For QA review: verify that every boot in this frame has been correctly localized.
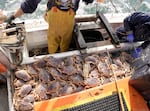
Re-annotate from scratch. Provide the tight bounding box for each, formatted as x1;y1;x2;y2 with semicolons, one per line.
0;74;6;84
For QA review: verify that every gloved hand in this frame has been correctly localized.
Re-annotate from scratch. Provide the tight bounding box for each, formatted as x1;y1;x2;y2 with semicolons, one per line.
131;47;141;58
82;0;94;5
127;33;134;42
4;15;15;24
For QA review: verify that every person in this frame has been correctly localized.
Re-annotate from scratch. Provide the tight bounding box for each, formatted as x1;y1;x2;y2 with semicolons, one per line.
116;12;150;58
5;0;94;54
116;12;150;43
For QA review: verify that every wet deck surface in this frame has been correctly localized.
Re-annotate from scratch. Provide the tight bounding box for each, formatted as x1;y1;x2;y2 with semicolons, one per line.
0;84;9;111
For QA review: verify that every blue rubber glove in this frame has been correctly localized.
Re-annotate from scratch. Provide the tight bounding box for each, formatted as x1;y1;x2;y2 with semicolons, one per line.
127;33;134;43
131;47;141;58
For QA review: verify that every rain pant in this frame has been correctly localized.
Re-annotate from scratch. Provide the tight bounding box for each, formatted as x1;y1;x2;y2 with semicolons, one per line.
46;7;75;54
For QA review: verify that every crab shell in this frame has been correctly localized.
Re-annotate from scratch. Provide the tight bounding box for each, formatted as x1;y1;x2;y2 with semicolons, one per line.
34;84;48;101
14;100;33;111
13;79;25;88
18;84;32;98
15;70;31;82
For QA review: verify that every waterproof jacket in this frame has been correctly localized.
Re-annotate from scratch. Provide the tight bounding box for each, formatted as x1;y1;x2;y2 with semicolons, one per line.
21;0;80;13
124;12;150;41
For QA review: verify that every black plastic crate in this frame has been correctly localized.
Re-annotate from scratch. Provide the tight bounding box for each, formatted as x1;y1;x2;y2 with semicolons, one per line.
62;93;128;111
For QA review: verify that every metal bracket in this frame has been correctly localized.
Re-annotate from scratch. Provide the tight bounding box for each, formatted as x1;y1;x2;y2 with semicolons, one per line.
96;12;120;48
72;24;87;50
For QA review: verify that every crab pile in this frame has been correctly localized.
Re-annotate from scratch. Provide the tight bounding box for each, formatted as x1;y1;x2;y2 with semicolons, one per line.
13;51;134;111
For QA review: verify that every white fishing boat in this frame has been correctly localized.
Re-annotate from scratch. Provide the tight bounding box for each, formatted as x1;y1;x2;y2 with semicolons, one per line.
0;11;149;111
